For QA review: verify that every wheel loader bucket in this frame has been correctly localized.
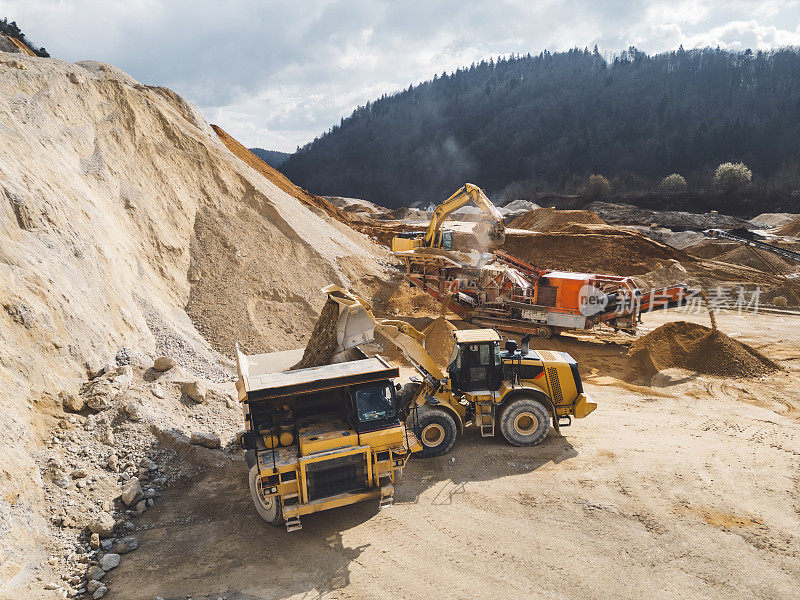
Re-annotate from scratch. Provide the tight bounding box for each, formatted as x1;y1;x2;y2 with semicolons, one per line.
322;285;377;354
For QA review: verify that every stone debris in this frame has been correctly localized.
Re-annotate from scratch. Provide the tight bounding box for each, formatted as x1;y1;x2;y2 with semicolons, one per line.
181;380;207;403
113;536;138;554
99;553;120;571
190;431;222;449
153;356;177;372
86;565;105;581
121;478;143;506
88;512;116;537
61;392;85;412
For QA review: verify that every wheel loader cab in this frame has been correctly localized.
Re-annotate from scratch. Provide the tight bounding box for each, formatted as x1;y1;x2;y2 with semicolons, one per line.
448;329;504;393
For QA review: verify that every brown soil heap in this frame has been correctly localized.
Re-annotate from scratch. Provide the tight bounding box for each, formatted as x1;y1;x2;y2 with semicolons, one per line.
630;321;779;378
291;299;340;370
499;229;693;276
776;217;800;236
510;207;604;231
423;317;457;367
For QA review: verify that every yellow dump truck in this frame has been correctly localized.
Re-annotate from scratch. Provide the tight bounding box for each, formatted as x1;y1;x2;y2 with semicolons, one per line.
235;345;421;531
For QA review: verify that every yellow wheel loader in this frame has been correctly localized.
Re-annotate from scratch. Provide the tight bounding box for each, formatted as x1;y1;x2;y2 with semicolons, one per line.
325;286;596;457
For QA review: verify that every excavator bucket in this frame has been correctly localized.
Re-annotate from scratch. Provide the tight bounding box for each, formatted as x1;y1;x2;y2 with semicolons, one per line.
322;285;377;357
473;220;505;249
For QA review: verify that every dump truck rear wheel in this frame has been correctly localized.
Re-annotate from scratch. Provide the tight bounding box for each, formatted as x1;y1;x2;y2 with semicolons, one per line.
499;398;550;447
410;406;457;457
248;465;283;525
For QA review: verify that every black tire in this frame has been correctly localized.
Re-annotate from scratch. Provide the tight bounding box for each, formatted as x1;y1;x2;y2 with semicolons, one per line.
399;382;422;413
499;398;550;447
409;406;458;457
244;449;257;469
248;465;283;525
537;325;553;339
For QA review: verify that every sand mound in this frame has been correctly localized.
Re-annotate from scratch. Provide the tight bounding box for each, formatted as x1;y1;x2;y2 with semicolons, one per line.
776;217;800;236
510;207;605;231
0;53;387;585
423;317;457;367
499;230;693;276
630;322;778;378
714;245;797;275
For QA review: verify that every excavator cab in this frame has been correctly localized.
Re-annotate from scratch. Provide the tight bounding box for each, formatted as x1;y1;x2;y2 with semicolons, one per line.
433;229;454;251
447;329;504;393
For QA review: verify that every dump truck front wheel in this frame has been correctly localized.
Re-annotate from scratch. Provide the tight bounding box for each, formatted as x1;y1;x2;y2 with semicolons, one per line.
249;465;283;525
499;398;550;447
411;406;457;457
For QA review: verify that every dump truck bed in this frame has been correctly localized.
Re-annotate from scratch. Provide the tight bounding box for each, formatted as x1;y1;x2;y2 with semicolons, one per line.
235;343;398;401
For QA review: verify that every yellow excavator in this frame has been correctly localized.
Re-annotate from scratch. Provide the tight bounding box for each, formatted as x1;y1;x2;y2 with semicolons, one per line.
324;286;596;457
391;183;506;252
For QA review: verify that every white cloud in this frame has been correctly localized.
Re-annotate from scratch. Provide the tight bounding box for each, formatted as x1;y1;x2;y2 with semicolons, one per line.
1;0;799;151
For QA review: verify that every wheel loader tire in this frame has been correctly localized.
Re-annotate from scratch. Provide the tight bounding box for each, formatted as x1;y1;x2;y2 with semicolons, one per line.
399;382;422;413
409;406;457;457
499;398;550;447
248;464;283;525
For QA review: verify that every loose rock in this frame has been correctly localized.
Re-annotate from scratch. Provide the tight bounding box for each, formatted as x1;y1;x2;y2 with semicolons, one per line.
124;401;142;422
61;392;85;412
181;381;207;403
190;431;221;449
89;533;100;549
113;536;138;554
99;553;120;571
86;565;105;581
93;584;108;599
88;512;116;537
121;478;143;506
153;356;177;372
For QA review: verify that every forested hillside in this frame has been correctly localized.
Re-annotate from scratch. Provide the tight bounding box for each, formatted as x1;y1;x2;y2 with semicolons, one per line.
249;147;290;168
281;47;800;208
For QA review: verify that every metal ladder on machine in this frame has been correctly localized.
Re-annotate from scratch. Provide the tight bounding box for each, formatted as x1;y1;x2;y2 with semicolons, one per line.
284;510;302;532
475;399;495;437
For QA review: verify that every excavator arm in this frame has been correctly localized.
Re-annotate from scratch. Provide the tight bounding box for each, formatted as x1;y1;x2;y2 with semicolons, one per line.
423;183;505;248
323;285;446;382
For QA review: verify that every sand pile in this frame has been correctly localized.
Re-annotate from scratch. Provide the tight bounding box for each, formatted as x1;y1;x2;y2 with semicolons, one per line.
776;217;800;236
630;322;779;378
291;299;340;369
212;125;355;226
714;245;797;275
0;52;387;590
510;207;605;231
423;317;457;367
499;229;693;275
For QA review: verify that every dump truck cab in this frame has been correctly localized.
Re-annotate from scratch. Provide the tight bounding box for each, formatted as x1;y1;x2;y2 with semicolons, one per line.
235;345;421;532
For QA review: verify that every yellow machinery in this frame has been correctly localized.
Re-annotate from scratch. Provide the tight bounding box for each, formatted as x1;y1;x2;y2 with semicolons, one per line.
325;286;596;457
391;183;506;252
236;345;421;531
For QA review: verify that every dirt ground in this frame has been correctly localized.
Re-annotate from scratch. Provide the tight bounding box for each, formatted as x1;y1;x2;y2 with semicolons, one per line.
105;308;800;600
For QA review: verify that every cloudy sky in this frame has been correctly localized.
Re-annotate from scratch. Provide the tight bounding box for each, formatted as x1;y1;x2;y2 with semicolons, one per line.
3;1;800;152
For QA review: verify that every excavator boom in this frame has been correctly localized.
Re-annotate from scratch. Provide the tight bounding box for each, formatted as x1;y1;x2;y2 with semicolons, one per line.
423;183;505;247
